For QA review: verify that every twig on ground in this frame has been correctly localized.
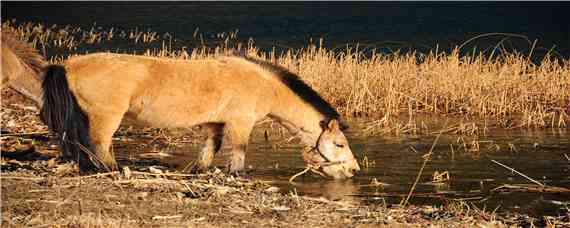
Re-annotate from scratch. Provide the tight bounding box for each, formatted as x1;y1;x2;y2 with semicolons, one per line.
151;215;183;220
68;171;120;180
130;171;206;178
289;166;311;183
0;175;45;181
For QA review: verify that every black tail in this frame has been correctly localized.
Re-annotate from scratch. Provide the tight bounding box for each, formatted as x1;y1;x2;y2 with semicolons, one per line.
40;65;101;172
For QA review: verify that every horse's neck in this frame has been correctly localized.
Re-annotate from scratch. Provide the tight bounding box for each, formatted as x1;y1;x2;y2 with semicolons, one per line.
269;94;323;147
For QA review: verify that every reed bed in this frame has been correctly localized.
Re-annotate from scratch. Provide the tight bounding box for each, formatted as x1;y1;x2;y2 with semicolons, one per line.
285;46;568;129
3;21;569;133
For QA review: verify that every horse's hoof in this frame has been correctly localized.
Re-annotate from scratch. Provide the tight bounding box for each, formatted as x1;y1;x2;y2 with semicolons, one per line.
187;165;202;174
227;169;252;180
186;163;210;174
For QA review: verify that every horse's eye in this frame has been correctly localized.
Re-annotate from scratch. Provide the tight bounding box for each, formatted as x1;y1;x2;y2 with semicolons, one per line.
335;143;344;148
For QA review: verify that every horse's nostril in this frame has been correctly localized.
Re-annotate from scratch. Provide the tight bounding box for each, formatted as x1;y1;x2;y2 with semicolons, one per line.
349;168;358;174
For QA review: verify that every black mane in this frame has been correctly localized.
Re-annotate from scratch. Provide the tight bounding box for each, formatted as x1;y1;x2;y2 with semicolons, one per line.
243;57;341;121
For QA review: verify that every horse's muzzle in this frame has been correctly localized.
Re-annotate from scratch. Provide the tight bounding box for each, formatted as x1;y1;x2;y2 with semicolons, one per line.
323;159;360;179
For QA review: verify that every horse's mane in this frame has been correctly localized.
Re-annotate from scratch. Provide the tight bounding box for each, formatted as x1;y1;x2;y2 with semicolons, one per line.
1;30;47;75
243;56;342;122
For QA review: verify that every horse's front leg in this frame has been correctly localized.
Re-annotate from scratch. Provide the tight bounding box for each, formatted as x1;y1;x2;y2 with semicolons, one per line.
226;119;255;175
192;122;225;172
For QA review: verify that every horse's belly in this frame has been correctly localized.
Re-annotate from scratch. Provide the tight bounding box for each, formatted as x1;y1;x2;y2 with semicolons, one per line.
125;98;224;129
123;109;204;129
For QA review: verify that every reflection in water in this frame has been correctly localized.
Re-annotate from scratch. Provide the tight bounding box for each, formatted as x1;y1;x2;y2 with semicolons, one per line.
116;119;570;215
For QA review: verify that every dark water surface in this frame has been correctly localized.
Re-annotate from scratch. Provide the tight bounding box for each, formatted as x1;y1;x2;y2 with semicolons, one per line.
2;2;569;57
114;119;570;216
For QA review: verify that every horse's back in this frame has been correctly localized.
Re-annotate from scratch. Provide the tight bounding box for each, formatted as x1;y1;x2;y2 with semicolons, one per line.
65;53;277;128
64;53;150;114
130;56;277;126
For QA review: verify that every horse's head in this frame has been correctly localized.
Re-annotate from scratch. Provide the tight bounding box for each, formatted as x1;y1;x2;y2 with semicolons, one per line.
302;119;360;179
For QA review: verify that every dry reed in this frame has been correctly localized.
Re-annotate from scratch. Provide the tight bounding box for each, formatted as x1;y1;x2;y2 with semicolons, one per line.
3;21;569;133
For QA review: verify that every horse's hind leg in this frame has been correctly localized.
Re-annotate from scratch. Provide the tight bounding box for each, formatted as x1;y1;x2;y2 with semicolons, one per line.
87;112;126;171
225;119;255;175
193;123;225;172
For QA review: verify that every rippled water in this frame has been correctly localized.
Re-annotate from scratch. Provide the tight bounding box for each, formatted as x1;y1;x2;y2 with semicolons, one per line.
114;119;570;216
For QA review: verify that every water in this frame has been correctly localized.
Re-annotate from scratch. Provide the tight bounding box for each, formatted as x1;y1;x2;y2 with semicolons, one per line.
114;119;570;216
2;2;569;57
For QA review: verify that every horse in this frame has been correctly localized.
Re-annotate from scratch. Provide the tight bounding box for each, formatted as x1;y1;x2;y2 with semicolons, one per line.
1;30;47;106
2;32;361;179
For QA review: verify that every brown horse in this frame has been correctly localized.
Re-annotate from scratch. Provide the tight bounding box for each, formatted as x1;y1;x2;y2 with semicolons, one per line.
3;32;360;179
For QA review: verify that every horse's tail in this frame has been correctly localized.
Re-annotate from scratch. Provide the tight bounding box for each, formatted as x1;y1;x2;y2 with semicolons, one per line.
40;65;102;171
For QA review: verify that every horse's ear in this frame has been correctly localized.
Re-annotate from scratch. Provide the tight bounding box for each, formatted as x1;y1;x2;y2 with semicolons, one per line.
320;118;347;131
327;119;340;131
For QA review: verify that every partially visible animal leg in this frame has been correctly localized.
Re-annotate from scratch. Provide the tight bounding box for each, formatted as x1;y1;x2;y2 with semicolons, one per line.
87;112;126;171
225;119;255;175
193;122;225;172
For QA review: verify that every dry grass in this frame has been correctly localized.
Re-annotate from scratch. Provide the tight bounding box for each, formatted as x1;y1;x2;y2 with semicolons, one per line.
3;21;569;134
281;45;568;128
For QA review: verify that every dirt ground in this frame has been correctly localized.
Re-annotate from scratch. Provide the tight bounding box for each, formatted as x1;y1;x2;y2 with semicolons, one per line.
2;88;569;227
